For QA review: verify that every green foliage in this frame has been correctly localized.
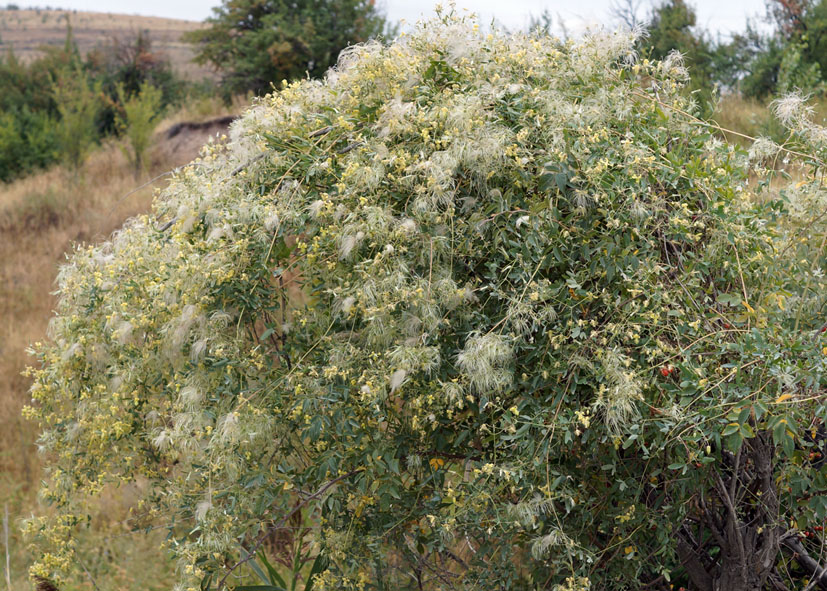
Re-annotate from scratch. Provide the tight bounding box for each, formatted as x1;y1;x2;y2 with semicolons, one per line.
0;108;57;182
721;1;827;99
721;25;785;99
0;25;184;183
115;81;164;178
85;31;182;136
26;13;827;591
767;0;827;76
777;38;824;95
0;35;79;181
184;0;393;98
53;69;101;176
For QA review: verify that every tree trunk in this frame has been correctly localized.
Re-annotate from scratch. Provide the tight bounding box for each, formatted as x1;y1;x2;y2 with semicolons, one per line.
677;431;781;591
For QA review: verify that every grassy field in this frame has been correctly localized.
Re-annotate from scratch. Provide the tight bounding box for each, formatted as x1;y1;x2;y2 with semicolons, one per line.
0;8;212;79
0;95;242;590
714;93;827;146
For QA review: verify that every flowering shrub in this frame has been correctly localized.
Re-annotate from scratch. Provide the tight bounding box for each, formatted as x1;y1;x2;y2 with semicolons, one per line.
26;10;827;591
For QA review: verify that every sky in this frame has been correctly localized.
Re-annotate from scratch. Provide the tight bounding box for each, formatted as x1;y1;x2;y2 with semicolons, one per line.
18;0;770;38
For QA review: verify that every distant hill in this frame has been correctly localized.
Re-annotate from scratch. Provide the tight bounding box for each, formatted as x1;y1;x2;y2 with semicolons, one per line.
0;8;213;79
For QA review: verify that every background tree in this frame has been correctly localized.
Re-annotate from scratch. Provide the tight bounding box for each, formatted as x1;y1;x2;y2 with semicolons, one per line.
0;23;184;182
184;0;393;98
610;0;645;30
644;0;716;110
85;30;181;135
714;24;784;98
115;80;164;178
0;27;80;181
718;0;827;99
52;68;100;178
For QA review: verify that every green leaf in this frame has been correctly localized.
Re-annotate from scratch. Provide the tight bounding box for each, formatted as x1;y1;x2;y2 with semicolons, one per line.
304;552;329;591
258;552;288;588
782;432;795;458
721;423;739;437
737;406;751;427
622;434;638;449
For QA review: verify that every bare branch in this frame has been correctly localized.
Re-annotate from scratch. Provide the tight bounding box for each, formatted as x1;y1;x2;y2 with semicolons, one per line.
609;0;645;29
782;537;827;591
676;528;714;591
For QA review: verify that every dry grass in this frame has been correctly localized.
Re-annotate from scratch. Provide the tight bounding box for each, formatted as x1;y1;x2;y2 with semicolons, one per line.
163;94;248;127
713;93;827;147
0;103;242;589
711;94;776;147
0;8;212;80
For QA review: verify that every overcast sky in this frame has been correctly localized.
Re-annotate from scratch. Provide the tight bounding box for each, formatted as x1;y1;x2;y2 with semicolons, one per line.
20;0;770;38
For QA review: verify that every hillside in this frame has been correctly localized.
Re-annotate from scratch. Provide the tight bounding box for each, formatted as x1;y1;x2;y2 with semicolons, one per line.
0;8;212;79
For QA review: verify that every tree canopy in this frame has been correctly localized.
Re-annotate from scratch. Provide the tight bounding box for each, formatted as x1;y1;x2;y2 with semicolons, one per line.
184;0;392;98
27;12;827;591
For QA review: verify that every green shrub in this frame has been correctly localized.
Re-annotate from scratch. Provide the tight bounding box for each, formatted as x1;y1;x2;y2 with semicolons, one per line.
85;31;183;136
0;108;58;182
26;13;827;591
0;111;25;182
53;69;101;176
115;81;164;178
777;39;824;96
0;27;186;183
0;49;66;181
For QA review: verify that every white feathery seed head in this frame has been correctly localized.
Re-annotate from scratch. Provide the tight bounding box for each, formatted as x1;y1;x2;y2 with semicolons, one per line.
456;332;513;395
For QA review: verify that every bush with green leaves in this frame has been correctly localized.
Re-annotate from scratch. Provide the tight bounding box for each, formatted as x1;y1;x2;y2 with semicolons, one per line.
53;69;101;176
86;30;183;137
777;39;824;96
115;81;164;178
26;11;827;591
0;108;57;182
0;41;75;181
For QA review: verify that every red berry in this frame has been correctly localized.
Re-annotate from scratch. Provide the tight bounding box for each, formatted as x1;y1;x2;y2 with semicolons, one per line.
660;367;670;377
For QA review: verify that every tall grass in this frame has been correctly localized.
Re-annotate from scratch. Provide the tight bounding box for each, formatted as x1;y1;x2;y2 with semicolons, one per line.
713;93;827;147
